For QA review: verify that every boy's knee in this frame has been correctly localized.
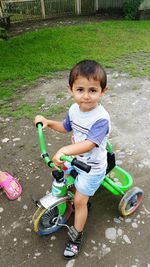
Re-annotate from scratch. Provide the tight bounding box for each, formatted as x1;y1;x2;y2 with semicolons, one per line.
74;194;88;209
74;197;82;209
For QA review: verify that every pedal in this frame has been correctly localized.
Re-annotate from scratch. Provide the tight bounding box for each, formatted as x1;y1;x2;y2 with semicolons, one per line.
32;195;40;206
68;226;79;242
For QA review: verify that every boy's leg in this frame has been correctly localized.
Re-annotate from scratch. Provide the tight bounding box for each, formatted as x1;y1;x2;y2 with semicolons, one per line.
74;191;89;232
64;190;89;259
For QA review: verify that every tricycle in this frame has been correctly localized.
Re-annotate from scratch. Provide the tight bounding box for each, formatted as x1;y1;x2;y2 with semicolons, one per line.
32;122;144;236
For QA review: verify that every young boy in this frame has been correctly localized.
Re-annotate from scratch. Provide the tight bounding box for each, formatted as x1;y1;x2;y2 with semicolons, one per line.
35;59;111;259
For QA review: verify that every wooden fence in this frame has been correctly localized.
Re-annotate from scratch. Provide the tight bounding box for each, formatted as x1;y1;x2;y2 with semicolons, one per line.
0;0;147;23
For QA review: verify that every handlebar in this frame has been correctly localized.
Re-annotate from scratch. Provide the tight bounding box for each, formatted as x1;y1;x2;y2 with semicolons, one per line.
36;122;91;173
60;155;91;173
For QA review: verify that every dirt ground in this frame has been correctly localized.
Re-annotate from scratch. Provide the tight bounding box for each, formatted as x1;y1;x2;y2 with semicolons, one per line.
0;68;150;267
8;15;122;37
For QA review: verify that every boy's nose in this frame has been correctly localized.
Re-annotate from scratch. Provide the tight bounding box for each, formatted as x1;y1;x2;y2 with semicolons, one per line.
83;92;89;99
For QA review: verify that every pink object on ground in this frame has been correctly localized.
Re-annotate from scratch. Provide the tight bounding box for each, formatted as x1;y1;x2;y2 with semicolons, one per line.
0;172;22;200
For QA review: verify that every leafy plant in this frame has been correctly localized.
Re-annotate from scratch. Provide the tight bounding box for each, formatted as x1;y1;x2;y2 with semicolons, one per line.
123;0;143;20
0;27;8;40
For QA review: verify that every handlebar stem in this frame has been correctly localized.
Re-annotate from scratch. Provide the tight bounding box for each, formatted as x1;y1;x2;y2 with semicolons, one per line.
37;123;91;173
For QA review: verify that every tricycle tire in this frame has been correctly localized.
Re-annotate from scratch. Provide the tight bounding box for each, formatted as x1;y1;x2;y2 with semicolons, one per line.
32;202;72;235
119;186;144;216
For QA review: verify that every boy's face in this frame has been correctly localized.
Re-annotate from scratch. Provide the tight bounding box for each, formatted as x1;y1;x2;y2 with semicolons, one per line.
69;76;107;112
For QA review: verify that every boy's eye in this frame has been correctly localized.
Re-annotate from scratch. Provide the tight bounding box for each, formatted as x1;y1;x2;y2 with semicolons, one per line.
77;88;83;92
90;88;97;93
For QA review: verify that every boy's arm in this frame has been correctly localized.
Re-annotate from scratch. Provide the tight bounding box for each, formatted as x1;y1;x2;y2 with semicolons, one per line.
34;115;67;133
47;119;67;133
59;140;95;155
52;140;96;168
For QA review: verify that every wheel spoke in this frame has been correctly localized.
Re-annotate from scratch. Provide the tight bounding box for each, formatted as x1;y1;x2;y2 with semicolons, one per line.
40;207;58;228
33;202;73;235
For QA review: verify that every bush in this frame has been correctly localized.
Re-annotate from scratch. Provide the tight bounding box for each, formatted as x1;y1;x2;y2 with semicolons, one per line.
123;0;143;20
0;27;8;40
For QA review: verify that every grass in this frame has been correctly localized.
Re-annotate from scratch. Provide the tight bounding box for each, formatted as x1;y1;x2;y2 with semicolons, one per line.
0;20;150;117
0;98;44;119
0;97;72;119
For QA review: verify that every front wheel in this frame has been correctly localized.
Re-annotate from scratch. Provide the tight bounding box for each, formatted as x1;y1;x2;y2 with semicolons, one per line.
119;187;144;216
32;201;73;235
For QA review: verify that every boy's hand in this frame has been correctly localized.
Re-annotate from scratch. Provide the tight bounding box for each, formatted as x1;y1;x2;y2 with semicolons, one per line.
34;115;48;128
52;151;65;170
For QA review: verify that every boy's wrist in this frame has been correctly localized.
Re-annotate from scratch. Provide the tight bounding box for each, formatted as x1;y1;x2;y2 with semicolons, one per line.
47;120;52;128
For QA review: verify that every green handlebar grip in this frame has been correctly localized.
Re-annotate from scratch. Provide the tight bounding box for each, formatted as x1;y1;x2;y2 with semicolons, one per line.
60;155;72;163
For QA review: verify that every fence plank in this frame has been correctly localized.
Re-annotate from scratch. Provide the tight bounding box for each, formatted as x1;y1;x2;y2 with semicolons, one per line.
75;0;81;15
40;0;45;18
94;0;98;11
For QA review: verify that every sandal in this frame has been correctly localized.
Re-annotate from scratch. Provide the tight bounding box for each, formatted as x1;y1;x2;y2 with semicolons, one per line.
0;172;22;200
64;241;80;259
64;230;83;259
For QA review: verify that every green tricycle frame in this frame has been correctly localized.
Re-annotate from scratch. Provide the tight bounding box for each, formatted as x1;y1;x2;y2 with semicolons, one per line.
32;123;144;236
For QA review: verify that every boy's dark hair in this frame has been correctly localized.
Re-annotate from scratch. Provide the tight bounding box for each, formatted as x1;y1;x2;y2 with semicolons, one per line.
69;60;107;91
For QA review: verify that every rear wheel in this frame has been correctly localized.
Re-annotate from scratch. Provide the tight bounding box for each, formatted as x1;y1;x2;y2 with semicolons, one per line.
33;202;72;235
119;187;144;216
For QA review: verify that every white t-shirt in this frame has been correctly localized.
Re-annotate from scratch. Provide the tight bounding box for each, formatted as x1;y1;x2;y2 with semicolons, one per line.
63;103;111;175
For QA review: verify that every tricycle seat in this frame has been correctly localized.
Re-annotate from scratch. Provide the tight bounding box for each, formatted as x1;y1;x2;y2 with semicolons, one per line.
106;151;116;174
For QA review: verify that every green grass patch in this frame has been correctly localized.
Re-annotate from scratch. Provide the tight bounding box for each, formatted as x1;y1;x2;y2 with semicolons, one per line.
0;97;72;119
0;20;150;116
56;92;66;99
0;98;44;119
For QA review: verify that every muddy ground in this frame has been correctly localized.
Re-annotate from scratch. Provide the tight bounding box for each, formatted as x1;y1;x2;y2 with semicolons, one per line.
0;69;150;267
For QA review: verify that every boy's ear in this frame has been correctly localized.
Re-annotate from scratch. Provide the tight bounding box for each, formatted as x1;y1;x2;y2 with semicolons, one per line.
68;85;73;95
102;86;108;94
